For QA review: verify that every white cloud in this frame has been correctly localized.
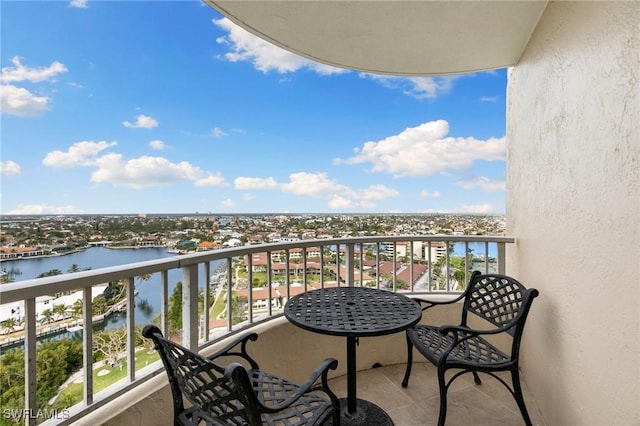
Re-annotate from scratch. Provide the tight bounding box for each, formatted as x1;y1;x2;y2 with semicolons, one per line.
211;127;227;138
213;18;346;75
459;203;498;214
420;190;441;198
149;140;166;150
194;174;226;187
234;171;397;210
1;57;68;83
328;195;354;210
234;176;279;190
43;141;117;168
0;84;49;116
242;193;256;201
90;154;226;189
69;0;88;8
335;120;505;177
42;141;225;189
280;172;398;209
7;204;81;215
281;172;341;197
0;160;21;176
359;184;400;201
122;114;158;129
456;176;505;192
363;75;458;100
480;96;498;102
221;198;236;207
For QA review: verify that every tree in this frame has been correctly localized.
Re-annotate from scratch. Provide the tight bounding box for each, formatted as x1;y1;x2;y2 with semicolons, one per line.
168;282;183;333
70;299;83;319
92;295;108;315
0;348;26;415
93;327;127;367
0;338;83;418
233;295;248;323
53;303;67;321
36;268;62;278
1;317;19;335
40;308;55;325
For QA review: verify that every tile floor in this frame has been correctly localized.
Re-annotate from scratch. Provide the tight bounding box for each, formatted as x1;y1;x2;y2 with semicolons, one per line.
328;363;545;426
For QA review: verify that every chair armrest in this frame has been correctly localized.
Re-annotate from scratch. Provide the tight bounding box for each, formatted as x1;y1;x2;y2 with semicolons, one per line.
206;332;260;370
252;358;339;413
413;292;467;311
438;323;508;337
414;270;482;311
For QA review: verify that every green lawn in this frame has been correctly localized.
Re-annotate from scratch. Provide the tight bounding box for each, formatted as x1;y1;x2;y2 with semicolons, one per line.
53;348;160;408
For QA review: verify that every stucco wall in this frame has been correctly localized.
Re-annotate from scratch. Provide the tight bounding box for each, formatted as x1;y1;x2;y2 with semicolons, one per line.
507;2;639;425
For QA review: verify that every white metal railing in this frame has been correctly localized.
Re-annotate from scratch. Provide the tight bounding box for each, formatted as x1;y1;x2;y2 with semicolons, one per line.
0;235;514;425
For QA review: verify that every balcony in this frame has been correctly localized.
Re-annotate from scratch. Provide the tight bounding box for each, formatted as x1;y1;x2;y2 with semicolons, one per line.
0;235;549;426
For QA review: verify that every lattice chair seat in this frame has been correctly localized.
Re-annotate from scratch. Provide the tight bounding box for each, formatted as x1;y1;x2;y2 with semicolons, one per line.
401;272;539;426
142;325;340;426
409;325;510;368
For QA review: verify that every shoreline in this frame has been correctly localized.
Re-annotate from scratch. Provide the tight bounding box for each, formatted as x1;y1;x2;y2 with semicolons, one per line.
1;245;171;263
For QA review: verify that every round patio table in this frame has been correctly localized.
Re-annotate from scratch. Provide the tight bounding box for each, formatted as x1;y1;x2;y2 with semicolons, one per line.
284;286;422;425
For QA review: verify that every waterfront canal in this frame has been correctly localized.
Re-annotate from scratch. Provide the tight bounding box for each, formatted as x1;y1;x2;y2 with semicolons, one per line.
1;247;222;344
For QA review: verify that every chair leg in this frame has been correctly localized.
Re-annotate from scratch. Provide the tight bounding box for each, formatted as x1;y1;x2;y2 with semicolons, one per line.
401;334;413;388
437;367;448;426
472;371;482;385
511;369;533;426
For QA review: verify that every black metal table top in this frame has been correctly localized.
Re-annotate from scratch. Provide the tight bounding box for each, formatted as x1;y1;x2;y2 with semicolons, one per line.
284;286;422;337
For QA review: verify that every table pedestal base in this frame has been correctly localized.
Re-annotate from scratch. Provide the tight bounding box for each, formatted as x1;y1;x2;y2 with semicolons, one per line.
338;398;393;425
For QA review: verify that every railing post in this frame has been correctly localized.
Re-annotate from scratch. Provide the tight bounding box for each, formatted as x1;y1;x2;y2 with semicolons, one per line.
126;277;136;381
497;242;506;274
226;258;233;331
82;288;93;405
319;246;325;288
285;249;290;301
346;243;354;287
203;262;211;340
24;297;36;426
247;254;254;322
302;247;308;292
376;242;381;289
160;270;169;336
392;242;397;291
182;264;199;350
267;252;273;316
410;240;415;291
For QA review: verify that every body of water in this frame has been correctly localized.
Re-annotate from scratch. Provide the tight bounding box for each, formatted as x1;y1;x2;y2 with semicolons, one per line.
1;241;496;334
2;247;221;338
451;241;499;258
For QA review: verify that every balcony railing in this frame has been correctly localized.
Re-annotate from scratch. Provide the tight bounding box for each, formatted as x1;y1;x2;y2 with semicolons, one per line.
0;235;513;425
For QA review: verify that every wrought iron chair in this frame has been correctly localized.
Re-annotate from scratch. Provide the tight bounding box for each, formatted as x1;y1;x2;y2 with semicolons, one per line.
143;325;340;425
401;271;539;426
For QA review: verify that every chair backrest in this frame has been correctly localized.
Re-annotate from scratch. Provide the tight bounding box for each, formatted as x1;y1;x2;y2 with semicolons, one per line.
462;272;539;352
142;325;260;425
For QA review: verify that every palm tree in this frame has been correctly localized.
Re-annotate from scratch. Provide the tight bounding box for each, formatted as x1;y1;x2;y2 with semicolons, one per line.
71;299;83;316
92;295;108;316
40;308;55;325
53;303;67;321
1;317;18;335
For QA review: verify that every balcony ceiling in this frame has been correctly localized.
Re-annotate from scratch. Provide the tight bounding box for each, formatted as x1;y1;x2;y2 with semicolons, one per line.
206;1;548;76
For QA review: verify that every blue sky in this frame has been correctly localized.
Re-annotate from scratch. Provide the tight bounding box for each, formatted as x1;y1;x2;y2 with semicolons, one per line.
1;0;507;215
